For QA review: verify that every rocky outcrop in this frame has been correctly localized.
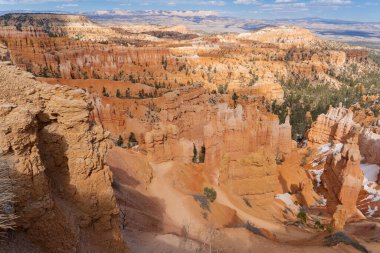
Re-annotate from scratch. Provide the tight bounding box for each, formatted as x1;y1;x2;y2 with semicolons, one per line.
237;26;319;46
321;131;364;229
307;105;358;144
0;64;128;252
220;148;279;206
1;34;169;80
359;129;380;164
142;88;294;165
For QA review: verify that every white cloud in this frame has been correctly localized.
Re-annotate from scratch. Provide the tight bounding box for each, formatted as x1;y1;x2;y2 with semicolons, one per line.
0;0;75;4
233;0;259;5
198;1;225;6
56;2;78;8
311;0;352;5
275;0;296;3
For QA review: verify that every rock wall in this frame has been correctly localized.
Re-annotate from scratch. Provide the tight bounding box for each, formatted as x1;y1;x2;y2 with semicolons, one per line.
0;64;128;253
0;34;169;80
359;129;380;164
307;105;358;144
321;131;364;229
219;148;279;206
142;87;294;165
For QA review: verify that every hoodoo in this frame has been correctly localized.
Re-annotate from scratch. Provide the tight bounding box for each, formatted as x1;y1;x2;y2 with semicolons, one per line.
0;11;379;253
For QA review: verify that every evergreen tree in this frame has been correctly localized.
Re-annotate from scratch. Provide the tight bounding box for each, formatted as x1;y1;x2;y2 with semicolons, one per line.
116;135;124;147
116;89;122;98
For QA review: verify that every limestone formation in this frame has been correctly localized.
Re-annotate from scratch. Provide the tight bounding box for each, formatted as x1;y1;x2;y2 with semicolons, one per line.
0;64;128;253
321;131;364;229
359;129;380;164
307;105;358;144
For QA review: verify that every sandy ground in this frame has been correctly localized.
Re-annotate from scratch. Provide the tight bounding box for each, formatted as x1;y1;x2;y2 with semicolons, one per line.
108;148;380;253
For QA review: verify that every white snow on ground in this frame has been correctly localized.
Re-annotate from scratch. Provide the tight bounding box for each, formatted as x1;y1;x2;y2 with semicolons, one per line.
361;164;380;182
311;157;327;167
360;163;380;198
318;196;327;207
366;206;379;217
359;164;380;218
312;143;343;167
332;143;343;155
275;193;300;214
316;143;343;156
364;130;380;140
317;143;331;155
310;169;324;187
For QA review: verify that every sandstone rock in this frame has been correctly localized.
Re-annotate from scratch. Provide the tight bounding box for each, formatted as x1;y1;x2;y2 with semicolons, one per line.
359;129;380;164
321;132;364;229
219;148;279;207
0;64;129;252
307;106;358;144
237;26;319;46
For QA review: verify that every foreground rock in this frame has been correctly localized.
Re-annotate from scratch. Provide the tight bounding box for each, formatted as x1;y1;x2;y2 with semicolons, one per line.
0;64;129;252
321;131;364;229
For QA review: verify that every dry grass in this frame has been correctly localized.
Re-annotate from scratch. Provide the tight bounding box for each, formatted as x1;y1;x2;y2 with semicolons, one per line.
0;158;17;237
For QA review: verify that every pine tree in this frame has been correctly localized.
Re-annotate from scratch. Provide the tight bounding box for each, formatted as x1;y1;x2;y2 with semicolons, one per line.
116;89;122;98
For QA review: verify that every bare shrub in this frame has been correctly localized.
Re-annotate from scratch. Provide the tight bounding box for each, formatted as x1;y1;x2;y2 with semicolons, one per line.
0;158;17;238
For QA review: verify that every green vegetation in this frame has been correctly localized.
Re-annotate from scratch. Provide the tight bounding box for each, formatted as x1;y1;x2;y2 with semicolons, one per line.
192;145;206;163
0;159;17;232
232;92;239;107
127;132;138;148
192;144;198;163
297;209;307;224
116;89;121;98
248;70;259;87
217;84;229;94
199;146;206;163
102;86;109;97
244;222;266;238
314;220;325;230
203;187;217;203
271;68;380;140
116;135;124;147
125;88;131;98
243;197;252;208
369;51;380;66
324;232;369;253
193;194;210;211
144;102;161;123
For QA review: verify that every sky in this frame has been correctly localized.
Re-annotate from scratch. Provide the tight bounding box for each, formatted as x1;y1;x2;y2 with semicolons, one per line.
0;0;379;22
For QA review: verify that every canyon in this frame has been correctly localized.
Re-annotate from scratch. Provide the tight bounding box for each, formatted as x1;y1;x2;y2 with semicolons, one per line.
0;13;379;253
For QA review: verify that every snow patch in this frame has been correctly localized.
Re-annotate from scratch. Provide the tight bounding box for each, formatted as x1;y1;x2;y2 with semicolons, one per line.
359;163;380;214
366;205;378;217
332;143;343;155
316;143;343;156
360;164;380;182
316;196;327;207
317;143;331;155
275;193;300;213
310;169;324;187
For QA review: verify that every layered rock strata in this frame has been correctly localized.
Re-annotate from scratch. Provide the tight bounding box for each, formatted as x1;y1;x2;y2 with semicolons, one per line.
0;64;128;253
321;131;364;229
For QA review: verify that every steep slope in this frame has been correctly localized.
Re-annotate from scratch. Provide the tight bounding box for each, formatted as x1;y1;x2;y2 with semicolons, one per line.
306;106;380;226
0;63;129;253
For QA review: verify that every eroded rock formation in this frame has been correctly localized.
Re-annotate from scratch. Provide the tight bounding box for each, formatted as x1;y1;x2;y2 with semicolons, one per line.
307;105;358;144
321;131;364;229
0;64;128;252
359;128;380;164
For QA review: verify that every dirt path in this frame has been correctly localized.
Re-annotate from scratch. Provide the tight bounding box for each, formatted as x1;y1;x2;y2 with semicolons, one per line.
214;187;286;233
147;161;204;233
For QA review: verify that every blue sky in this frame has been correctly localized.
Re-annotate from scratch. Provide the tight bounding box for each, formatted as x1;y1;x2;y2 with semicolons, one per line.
0;0;379;22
